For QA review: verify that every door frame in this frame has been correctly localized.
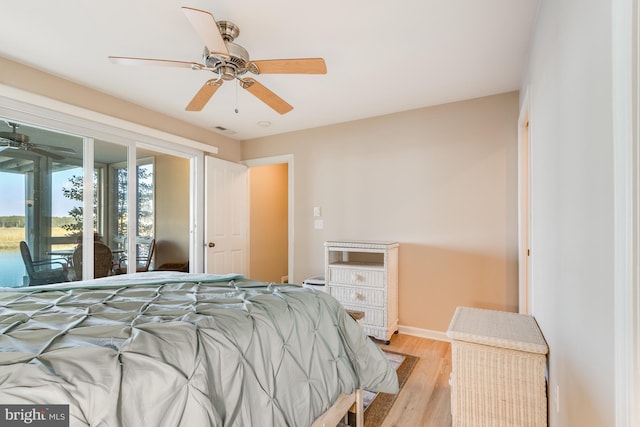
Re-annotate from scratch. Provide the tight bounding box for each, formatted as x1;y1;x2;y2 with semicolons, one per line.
243;154;295;283
518;88;532;314
612;0;640;425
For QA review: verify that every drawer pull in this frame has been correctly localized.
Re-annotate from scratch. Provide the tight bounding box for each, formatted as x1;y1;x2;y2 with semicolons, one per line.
351;292;365;301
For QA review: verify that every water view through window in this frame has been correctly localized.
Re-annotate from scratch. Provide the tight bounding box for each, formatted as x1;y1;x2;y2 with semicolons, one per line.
0;167;81;287
0;171;26;285
0;119;160;287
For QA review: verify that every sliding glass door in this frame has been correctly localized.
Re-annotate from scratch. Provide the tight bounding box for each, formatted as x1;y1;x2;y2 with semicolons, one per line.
0;121;83;286
0;119;189;286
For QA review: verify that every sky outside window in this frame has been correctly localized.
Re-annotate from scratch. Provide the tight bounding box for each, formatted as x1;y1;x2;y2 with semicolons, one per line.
52;168;82;217
1;169;80;217
0;172;25;216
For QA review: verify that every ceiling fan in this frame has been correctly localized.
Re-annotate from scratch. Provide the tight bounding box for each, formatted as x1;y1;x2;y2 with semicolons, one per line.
108;6;327;115
0;122;76;161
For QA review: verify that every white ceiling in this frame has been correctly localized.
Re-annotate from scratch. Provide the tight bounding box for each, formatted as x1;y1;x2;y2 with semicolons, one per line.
0;0;538;141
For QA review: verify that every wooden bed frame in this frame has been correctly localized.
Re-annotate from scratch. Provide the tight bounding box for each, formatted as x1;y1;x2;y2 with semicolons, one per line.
310;389;363;427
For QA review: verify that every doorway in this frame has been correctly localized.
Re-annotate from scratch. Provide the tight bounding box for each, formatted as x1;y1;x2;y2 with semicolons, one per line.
249;163;288;282
244;155;294;283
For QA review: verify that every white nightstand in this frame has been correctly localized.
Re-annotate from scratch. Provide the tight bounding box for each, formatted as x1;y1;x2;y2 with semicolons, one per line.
324;240;399;343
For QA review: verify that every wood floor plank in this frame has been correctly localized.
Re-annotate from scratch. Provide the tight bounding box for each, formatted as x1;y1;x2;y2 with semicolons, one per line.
377;334;452;427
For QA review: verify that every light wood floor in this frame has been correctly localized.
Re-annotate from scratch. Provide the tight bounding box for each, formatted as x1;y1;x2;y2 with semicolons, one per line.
376;334;452;427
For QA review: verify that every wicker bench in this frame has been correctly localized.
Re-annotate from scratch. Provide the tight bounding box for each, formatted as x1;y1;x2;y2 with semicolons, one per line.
447;307;549;427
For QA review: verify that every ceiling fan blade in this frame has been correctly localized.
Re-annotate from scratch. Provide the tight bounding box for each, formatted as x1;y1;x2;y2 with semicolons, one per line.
249;58;327;75
186;79;224;111
0;135;74;158
240;78;293;115
30;148;64;161
108;56;204;69
181;7;229;56
34;144;76;154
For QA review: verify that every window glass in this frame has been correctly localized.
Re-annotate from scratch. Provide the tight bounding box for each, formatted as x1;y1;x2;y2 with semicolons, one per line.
0;120;82;286
110;155;155;273
0;118;190;286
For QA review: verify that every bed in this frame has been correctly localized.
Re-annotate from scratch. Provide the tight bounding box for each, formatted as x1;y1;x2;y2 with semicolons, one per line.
0;272;398;427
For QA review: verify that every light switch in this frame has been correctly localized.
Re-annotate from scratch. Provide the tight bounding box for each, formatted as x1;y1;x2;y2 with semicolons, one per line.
314;219;324;229
313;206;321;217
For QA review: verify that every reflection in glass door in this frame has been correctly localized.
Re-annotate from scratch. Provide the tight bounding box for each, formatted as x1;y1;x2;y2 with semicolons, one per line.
0;116;194;287
110;153;155;274
0;120;83;286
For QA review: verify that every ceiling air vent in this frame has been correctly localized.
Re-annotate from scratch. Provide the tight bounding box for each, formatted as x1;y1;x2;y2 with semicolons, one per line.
212;125;237;135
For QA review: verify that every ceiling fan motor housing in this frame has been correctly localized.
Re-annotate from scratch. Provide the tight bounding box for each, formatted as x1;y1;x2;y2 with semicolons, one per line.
0;122;30;143
204;43;250;80
203;21;250;81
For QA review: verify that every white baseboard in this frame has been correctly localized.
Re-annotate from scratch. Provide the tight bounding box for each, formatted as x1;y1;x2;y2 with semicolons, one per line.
398;325;451;342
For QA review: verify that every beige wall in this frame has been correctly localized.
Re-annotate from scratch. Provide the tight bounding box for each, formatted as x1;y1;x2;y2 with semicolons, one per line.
249;163;288;282
0;56;241;162
154;154;190;268
3;54;520;334
242;91;519;332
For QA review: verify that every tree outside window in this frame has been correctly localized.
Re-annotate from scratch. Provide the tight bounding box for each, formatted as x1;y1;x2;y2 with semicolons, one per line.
62;163;153;246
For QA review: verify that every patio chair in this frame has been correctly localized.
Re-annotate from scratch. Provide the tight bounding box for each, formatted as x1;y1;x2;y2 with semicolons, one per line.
19;241;70;286
115;238;156;274
73;242;113;280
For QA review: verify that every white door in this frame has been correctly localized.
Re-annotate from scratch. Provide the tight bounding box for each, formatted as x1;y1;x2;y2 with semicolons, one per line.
204;156;248;275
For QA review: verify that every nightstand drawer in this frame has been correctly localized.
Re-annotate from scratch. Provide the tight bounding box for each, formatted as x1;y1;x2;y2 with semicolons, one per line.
329;285;385;308
327;267;385;288
341;304;385;327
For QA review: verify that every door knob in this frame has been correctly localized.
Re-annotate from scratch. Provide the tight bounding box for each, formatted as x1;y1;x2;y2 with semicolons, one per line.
207;242;216;248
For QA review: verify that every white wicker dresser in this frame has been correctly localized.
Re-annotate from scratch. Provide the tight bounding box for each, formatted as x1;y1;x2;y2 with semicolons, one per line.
447;306;549;427
324;241;399;344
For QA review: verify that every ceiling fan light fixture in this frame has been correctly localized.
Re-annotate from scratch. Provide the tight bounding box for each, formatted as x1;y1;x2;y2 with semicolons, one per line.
221;66;237;80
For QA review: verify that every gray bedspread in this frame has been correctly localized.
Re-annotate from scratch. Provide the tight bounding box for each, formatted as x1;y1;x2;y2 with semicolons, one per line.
0;272;398;426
